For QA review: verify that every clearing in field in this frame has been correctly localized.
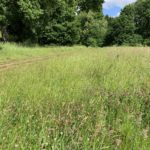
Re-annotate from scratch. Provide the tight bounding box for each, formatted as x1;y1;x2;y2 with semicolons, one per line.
0;43;150;149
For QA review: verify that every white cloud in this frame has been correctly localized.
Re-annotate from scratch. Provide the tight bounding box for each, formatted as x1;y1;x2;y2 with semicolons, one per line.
116;12;121;16
103;0;137;9
110;12;120;18
112;12;120;17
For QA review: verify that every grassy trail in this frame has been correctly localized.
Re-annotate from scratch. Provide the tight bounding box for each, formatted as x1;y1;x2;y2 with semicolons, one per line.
0;51;76;71
0;44;150;149
0;43;80;63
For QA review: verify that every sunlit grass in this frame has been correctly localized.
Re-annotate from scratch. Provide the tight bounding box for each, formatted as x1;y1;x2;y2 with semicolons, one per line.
0;44;150;149
0;43;85;63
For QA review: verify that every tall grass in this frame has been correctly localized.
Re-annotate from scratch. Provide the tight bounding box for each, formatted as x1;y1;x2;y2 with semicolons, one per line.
0;43;83;63
0;44;150;149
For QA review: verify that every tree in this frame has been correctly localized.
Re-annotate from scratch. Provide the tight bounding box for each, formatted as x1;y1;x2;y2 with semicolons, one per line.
135;0;150;39
78;0;104;13
78;11;107;47
0;0;9;41
76;0;107;47
38;0;80;45
104;16;117;46
7;0;43;42
104;4;143;46
0;0;106;46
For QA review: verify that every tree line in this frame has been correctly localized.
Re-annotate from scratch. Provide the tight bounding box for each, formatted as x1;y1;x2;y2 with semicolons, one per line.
0;0;150;47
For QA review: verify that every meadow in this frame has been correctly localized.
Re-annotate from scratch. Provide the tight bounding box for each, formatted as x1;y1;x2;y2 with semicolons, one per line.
0;43;150;149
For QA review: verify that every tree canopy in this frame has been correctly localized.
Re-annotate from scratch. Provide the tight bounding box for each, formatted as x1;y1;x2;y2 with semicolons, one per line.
105;0;150;46
1;0;150;46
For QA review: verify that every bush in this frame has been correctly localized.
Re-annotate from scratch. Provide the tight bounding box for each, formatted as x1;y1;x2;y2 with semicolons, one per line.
86;38;97;47
122;34;143;46
143;38;150;46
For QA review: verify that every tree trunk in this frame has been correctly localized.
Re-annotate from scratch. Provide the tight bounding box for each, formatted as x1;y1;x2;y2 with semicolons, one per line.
1;26;8;42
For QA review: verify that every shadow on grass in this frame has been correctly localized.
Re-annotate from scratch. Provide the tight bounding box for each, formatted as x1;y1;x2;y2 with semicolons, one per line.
0;41;3;50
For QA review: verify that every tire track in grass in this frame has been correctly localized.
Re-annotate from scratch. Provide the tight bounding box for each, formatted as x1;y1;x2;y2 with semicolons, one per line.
0;51;75;72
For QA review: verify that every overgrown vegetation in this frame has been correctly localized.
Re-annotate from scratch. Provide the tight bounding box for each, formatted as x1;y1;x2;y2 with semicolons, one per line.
0;44;150;149
0;0;150;149
0;0;105;46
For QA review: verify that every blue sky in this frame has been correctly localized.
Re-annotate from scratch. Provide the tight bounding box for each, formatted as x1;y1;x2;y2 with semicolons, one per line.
103;0;137;17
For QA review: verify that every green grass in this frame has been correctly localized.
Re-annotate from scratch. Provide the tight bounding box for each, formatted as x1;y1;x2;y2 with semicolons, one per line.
0;44;150;149
0;43;82;63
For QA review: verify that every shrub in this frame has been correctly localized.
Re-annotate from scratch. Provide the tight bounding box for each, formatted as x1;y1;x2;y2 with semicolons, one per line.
122;34;143;46
143;38;150;46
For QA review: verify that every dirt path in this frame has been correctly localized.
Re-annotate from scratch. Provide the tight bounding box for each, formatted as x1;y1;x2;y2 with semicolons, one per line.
0;52;73;71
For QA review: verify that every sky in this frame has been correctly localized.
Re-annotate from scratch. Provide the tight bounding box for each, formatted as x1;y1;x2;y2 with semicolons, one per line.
103;0;137;17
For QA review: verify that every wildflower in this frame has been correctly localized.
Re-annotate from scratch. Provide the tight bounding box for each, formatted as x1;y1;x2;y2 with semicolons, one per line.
115;139;122;146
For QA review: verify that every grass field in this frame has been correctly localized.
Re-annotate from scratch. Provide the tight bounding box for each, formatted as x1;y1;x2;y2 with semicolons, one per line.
0;43;150;149
0;43;76;63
